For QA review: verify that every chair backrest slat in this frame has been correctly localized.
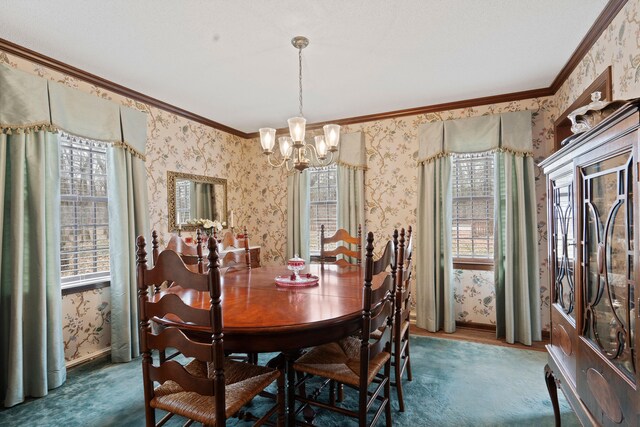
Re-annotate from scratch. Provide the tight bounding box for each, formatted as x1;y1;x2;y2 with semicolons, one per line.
372;240;395;275
146;327;213;361
218;227;252;272
148;361;214;396
322;246;361;259
369;295;393;336
320;224;362;266
145;294;210;326
144;250;209;292
371;273;394;305
164;232;205;268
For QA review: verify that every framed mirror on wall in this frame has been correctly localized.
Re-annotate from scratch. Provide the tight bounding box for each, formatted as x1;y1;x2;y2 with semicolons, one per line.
167;171;228;232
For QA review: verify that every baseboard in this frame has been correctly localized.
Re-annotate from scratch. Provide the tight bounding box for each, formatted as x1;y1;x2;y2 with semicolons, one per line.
411;313;550;339
455;321;496;331
65;347;111;368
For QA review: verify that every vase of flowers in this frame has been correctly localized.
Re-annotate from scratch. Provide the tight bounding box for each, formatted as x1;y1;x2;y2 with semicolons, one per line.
186;218;225;242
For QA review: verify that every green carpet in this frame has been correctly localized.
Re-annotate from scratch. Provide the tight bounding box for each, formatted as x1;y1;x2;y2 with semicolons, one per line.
0;336;579;426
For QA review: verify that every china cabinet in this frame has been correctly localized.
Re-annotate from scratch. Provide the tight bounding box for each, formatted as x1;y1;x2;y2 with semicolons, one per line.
541;99;639;426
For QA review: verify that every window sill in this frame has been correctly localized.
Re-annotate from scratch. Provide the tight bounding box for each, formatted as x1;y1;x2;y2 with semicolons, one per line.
453;260;494;271
61;278;111;296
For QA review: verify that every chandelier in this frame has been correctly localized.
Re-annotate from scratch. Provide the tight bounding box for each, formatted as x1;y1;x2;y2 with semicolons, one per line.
259;36;340;172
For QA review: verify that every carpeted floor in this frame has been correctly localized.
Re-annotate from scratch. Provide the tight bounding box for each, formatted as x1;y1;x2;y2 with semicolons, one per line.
0;335;579;426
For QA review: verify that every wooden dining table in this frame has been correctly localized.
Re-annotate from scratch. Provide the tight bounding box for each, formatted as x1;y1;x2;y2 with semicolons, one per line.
152;263;385;354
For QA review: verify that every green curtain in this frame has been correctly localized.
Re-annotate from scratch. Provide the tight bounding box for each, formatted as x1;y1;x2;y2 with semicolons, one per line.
337;131;366;263
494;152;540;345
107;147;149;362
0;131;66;407
286;171;310;262
415;111;536;340
415;156;454;332
193;182;214;220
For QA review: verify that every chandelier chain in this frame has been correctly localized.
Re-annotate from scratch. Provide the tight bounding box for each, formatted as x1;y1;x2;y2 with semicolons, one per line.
298;46;303;117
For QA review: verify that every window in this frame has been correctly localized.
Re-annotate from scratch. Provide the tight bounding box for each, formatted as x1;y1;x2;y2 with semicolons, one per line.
309;164;338;255
451;153;494;266
175;179;192;224
59;135;110;287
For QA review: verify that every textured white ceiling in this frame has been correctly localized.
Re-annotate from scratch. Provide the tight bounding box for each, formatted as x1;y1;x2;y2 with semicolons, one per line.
0;0;608;133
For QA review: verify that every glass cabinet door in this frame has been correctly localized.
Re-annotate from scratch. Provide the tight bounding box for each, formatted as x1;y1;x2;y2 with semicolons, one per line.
551;173;576;319
580;151;635;381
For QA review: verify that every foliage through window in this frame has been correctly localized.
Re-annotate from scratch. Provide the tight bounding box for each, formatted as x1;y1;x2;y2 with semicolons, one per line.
309;165;338;255
451;153;494;262
59;135;110;285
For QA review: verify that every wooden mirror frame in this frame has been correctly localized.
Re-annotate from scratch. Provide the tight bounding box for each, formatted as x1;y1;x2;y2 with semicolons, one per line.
167;171;228;232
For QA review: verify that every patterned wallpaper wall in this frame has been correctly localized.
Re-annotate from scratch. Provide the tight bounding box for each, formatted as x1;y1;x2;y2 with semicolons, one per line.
246;97;556;331
0;51;244;364
1;0;639;362
556;0;640;113
244;0;640;333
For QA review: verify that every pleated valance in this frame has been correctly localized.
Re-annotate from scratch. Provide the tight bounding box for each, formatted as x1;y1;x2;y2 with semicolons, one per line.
417;110;532;163
0;64;147;159
0;64;51;130
337;131;367;170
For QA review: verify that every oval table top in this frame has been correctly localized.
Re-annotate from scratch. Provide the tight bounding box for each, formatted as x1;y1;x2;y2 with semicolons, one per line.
152;263;385;352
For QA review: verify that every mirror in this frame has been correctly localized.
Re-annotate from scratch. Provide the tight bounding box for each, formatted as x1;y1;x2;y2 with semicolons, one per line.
167;171;227;231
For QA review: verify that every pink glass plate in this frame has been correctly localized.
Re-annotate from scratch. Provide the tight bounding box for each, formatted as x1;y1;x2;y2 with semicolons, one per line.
275;274;319;288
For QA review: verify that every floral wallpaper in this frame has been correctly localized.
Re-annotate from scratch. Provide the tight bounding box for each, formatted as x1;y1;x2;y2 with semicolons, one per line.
61;288;111;364
0;51;245;364
454;269;496;325
247;97;556;332
1;0;639;361
244;0;640;334
556;0;640;113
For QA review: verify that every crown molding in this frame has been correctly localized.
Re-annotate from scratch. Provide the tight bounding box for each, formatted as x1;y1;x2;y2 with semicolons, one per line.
0;0;628;139
550;0;628;93
0;37;250;138
244;87;553;139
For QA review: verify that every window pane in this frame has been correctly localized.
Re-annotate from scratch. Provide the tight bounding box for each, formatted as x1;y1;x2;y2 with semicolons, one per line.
451;153;494;260
309;164;338;254
59;135;110;281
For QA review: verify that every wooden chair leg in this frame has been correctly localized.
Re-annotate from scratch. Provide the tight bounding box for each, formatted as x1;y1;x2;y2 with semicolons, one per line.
329;380;336;405
286;355;296;426
277;373;286;427
385;361;392;427
395;359;405;412
337;382;344;402
405;336;413;381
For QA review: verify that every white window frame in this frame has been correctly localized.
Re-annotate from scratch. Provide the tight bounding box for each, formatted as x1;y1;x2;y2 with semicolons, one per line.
308;164;338;256
451;153;494;270
59;134;111;290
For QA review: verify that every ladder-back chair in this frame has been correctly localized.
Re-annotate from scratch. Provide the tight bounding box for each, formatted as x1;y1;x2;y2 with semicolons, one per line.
392;226;413;412
137;236;284;426
289;232;394;426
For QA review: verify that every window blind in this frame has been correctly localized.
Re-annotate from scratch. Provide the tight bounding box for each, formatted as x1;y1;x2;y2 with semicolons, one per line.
59;135;110;284
309;164;338;254
451;153;494;260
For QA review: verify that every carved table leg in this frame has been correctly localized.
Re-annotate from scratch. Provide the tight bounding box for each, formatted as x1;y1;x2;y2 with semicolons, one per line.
544;364;561;427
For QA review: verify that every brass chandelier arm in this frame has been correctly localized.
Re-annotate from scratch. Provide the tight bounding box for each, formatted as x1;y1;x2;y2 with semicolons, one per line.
303;143;337;168
266;152;293;171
